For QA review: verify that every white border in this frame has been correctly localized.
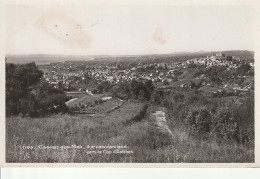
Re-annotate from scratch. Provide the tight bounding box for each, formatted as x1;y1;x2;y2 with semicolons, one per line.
1;0;259;167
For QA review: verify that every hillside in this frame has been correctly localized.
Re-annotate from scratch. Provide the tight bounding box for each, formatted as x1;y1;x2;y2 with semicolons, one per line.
6;50;254;65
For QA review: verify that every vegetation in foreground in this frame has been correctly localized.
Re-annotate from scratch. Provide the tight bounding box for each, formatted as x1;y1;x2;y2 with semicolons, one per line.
5;52;254;163
6;100;253;163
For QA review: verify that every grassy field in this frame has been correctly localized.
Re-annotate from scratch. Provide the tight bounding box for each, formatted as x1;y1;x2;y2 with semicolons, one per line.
6;101;253;163
6;102;149;162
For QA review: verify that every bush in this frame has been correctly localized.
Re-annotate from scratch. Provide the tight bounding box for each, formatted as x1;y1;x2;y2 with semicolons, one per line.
113;79;154;101
173;92;184;102
151;90;164;104
211;92;253;145
235;92;254;145
34;81;68;116
185;108;212;135
211;108;239;142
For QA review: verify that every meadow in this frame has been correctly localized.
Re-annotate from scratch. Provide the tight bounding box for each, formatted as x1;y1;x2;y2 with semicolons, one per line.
6;101;253;163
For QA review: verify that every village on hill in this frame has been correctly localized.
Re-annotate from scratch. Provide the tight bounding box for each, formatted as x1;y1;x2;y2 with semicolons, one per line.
6;51;254;163
39;52;254;96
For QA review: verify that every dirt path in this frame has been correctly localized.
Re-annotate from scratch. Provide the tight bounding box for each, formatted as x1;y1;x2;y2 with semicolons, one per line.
65;98;78;105
150;108;174;138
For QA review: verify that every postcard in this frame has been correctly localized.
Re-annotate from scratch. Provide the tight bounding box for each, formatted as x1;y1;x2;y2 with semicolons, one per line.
1;0;259;167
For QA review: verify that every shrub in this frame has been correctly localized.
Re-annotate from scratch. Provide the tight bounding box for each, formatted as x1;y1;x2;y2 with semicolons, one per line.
185;108;212;135
211;108;239;142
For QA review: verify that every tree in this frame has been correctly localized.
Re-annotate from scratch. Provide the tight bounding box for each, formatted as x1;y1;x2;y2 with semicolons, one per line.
6;62;43;116
34;80;68;115
6;62;67;117
13;62;43;88
185;108;212;134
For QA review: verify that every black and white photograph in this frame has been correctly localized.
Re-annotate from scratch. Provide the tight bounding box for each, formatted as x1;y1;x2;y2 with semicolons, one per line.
1;1;259;166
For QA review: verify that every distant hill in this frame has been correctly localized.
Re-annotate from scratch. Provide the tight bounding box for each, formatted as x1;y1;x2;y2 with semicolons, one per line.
219;50;254;60
5;54;95;65
6;50;254;65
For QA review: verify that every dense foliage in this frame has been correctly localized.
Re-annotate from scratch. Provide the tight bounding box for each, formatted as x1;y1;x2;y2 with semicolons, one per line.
6;62;68;117
152;87;254;147
111;79;154;101
152;62;254;147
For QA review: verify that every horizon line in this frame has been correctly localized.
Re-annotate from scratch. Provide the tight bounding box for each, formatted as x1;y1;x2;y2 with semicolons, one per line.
5;49;254;57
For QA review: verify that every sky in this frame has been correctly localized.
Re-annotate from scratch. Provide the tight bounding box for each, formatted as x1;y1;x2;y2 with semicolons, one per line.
5;5;255;55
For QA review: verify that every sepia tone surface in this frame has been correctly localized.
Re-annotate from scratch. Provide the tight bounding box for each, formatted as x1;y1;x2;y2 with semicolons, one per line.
1;0;260;167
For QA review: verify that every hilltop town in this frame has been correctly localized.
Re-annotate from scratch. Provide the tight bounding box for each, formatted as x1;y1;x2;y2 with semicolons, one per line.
6;50;255;163
38;51;254;96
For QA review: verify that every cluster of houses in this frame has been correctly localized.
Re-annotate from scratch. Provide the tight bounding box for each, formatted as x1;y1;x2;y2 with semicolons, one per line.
184;52;240;68
40;52;253;95
42;61;180;89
